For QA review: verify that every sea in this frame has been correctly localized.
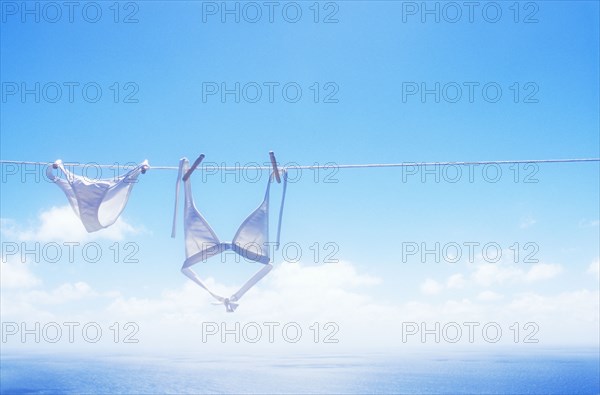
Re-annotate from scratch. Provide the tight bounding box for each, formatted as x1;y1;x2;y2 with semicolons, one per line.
1;351;599;394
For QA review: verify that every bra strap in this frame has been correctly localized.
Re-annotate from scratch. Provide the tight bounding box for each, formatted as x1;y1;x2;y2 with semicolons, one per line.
227;263;273;311
171;158;186;238
275;169;288;249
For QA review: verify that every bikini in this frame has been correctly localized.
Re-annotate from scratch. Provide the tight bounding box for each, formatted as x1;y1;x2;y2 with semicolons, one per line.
171;157;288;312
47;159;148;233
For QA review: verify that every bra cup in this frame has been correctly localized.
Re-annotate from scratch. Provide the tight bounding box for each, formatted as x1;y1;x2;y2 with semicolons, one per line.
232;199;269;260
184;204;220;258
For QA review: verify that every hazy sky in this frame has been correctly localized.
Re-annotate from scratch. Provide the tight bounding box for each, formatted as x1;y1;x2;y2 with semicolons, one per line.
1;1;598;353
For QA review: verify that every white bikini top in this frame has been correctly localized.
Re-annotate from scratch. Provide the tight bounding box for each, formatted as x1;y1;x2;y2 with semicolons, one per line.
171;157;288;311
47;160;148;233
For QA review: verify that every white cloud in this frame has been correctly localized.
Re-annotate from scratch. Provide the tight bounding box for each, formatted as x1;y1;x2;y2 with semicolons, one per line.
524;263;563;282
107;260;383;319
418;262;562;297
470;264;522;286
477;290;504;302
471;263;562;287
446;273;465;289
1;205;140;243
1;258;598;352
268;260;381;289
0;256;41;289
24;281;99;305
100;260;395;352
1;278;121;323
508;289;599;322
420;278;443;295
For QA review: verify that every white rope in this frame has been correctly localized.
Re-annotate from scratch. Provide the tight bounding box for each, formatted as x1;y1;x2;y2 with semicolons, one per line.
0;158;599;171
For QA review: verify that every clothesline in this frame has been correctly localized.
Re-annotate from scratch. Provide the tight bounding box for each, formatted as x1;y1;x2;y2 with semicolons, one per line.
1;158;599;171
6;156;600;312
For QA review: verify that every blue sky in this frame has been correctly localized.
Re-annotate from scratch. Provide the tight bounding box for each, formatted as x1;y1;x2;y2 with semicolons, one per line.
0;1;599;353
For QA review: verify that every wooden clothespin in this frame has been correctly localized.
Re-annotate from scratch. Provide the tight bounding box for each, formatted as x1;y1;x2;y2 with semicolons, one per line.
269;151;281;183
182;154;205;181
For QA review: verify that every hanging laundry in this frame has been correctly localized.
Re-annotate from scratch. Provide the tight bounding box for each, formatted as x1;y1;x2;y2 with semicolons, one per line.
47;159;149;233
171;156;288;312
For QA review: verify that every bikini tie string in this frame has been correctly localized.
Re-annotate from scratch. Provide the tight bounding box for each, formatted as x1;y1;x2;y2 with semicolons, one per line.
211;297;239;313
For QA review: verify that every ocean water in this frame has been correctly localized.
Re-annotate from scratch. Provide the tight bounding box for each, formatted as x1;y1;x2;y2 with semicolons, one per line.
1;352;598;394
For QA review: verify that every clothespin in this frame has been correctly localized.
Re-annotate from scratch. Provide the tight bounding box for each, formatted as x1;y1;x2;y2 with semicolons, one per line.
269;151;281;183
141;164;149;174
182;154;205;181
